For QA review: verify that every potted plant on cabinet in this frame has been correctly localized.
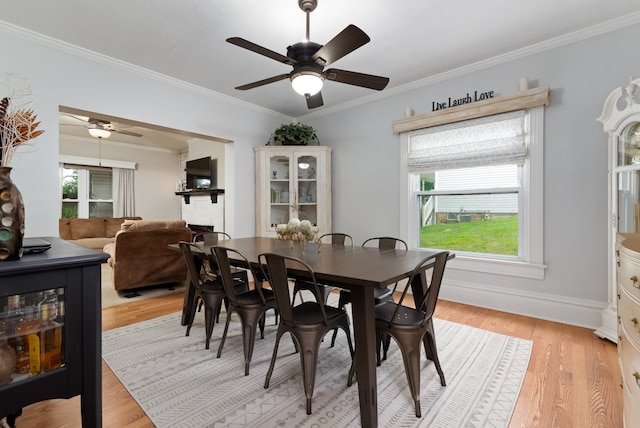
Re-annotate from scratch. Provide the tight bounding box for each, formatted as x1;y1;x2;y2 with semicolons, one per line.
268;122;319;146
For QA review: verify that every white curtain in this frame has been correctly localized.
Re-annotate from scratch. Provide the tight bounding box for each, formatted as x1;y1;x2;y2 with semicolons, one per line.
408;110;527;172
113;168;135;217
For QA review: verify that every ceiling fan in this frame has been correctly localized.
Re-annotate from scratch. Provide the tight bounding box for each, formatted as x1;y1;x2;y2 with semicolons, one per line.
226;0;389;109
62;114;143;138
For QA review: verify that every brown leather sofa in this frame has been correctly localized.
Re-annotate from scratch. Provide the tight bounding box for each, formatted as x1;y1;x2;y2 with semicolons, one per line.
59;216;142;250
102;219;192;291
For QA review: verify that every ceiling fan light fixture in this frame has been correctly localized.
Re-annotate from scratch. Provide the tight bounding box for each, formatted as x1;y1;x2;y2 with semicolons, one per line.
88;127;111;139
291;71;323;96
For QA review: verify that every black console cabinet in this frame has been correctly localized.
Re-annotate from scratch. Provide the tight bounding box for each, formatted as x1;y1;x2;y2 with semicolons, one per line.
0;237;108;426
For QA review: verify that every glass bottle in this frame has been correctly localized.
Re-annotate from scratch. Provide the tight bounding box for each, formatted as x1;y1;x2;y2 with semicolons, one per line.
55;289;65;367
5;295;23;347
27;290;59;375
15;306;39;374
13;337;29;374
39;289;58;320
35;303;62;373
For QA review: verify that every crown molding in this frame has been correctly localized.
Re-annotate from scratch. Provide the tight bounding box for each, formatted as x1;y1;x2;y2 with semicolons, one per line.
299;11;640;121
0;20;293;122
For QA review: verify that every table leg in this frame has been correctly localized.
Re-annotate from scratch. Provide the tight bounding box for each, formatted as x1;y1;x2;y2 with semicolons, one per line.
349;286;378;428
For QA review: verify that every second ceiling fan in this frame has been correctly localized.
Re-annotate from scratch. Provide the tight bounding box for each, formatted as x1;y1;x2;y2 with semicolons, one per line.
226;0;389;109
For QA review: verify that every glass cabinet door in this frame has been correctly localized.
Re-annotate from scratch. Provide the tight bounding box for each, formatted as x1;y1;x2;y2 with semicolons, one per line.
269;153;292;226
268;152;319;227
0;288;65;387
616;122;640;233
293;153;318;226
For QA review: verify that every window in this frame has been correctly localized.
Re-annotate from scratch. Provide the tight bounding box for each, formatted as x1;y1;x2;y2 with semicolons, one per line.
397;93;547;279
61;167;113;218
417;165;520;257
410;111;524;259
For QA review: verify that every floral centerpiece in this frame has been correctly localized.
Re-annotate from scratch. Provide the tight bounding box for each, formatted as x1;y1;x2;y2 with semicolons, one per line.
275;218;318;253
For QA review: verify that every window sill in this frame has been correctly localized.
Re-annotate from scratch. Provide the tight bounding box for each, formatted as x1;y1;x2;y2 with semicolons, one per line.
447;254;546;279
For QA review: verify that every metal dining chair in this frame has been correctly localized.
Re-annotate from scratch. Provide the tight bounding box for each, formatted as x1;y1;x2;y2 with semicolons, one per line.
291;232;353;305
258;252;355;415
331;236;408;356
209;246;278;376
179;242;226;350
193;231;249;319
374;250;450;417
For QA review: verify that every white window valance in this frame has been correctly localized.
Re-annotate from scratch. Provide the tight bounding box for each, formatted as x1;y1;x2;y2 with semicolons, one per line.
408;110;526;172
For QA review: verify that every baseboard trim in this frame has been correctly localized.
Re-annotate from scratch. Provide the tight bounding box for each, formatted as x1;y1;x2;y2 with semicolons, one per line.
594;307;618;343
438;278;607;330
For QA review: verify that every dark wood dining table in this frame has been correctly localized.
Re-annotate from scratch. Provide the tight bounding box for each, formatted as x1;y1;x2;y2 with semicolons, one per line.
174;236;449;428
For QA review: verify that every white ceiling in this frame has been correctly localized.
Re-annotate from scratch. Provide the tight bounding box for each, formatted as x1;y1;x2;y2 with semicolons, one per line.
3;0;640;151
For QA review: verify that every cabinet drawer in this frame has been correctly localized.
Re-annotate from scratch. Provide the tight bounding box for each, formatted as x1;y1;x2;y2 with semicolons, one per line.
619;288;640;348
620;333;640;408
619;247;640;301
623;383;640;428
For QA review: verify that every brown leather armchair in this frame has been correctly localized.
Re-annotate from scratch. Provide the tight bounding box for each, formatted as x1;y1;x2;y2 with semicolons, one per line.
103;219;192;291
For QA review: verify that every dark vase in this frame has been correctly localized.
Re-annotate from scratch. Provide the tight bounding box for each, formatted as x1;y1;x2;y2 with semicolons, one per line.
0;167;25;261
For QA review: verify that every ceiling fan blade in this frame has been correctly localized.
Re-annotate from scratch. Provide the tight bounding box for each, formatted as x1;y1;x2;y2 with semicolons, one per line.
325;68;389;91
62;113;89;123
305;92;323;109
226;37;297;66
235;74;289;90
112;129;143;138
312;25;370;66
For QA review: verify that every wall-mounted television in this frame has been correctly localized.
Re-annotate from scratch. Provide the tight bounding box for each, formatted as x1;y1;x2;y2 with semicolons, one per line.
185;156;217;190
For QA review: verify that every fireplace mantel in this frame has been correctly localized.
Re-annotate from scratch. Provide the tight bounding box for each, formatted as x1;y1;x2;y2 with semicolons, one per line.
175;188;225;204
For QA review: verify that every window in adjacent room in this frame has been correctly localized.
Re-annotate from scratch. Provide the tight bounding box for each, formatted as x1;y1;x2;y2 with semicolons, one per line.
61;167;113;218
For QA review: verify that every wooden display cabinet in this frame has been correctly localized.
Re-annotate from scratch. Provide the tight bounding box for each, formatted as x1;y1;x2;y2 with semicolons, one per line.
255;145;332;237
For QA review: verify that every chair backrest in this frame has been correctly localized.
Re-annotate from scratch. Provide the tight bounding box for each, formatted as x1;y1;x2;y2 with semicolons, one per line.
393;251;450;324
193;231;232;245
258;252;328;325
362;236;408;251
210;246;265;306
179;241;211;292
318;232;353;247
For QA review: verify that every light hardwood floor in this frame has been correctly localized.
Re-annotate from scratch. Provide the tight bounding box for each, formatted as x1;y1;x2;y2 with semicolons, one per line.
13;291;622;427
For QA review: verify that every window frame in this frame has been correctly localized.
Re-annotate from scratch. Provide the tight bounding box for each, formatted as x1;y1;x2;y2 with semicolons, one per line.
398;96;547;280
61;167;113;218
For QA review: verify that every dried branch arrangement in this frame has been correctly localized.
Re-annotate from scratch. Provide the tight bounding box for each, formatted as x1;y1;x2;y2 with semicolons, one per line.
0;75;44;167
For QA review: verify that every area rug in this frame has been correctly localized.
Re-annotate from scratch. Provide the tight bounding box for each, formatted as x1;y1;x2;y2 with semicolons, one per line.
102;306;532;427
101;263;185;308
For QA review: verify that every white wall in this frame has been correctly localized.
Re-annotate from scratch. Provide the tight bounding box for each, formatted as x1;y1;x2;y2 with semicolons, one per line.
305;23;640;328
1;24;291;238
